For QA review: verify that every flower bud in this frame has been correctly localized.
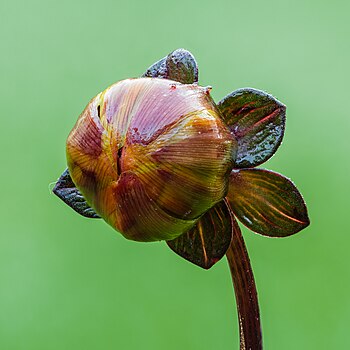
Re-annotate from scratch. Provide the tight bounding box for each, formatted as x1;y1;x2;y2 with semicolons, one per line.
66;78;236;241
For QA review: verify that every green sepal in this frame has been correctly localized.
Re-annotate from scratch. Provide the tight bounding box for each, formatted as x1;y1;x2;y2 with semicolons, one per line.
52;168;100;218
227;168;309;237
142;48;198;84
217;88;286;168
167;200;233;269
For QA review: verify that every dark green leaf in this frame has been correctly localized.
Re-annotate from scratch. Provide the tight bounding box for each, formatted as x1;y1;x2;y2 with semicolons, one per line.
227;168;309;237
167;200;232;269
217;88;286;168
142;48;198;84
165;49;198;84
52;168;100;218
142;56;167;79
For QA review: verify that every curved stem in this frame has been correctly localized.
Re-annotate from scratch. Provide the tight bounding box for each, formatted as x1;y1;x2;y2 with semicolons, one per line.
226;217;262;350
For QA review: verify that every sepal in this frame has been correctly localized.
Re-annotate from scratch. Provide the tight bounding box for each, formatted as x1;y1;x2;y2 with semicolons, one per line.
52;168;100;218
142;48;198;84
217;88;286;168
227;168;309;237
167;200;233;269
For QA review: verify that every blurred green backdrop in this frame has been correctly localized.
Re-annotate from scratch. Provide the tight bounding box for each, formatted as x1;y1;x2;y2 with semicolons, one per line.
1;0;349;349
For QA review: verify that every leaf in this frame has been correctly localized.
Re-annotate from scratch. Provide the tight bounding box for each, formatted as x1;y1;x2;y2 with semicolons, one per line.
227;168;309;237
165;49;198;84
167;200;233;269
142;55;167;79
52;168;100;218
142;48;198;84
217;88;286;168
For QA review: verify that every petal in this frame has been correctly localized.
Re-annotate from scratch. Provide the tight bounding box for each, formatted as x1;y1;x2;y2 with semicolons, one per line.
52;168;100;218
217;88;286;168
142;48;198;84
132;109;234;220
227;168;310;237
109;172;196;242
165;49;199;84
167;200;233;269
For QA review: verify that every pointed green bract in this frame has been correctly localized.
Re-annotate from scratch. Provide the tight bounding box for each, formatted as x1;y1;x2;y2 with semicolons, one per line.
165;49;198;84
217;88;286;168
167;200;233;269
227;168;309;237
52;168;100;218
142;48;198;84
142;56;167;79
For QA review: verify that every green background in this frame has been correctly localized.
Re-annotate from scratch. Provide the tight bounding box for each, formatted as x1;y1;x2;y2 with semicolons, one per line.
1;0;349;349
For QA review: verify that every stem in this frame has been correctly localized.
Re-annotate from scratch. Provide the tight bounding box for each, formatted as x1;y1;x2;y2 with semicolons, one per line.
226;218;262;350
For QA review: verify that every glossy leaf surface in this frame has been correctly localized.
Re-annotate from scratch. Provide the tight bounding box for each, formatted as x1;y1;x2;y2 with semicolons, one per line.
227;168;309;237
53;168;100;218
217;88;286;168
142;48;198;84
167;200;233;269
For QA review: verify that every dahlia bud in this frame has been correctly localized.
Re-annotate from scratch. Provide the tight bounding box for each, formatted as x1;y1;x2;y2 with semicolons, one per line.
54;48;308;269
66;78;236;241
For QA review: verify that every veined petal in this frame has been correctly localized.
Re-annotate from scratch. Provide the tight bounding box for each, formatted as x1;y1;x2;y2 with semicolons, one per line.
217;88;286;168
227;168;309;237
107;172;196;242
142;48;198;84
167;200;233;269
130;109;235;220
52;168;100;218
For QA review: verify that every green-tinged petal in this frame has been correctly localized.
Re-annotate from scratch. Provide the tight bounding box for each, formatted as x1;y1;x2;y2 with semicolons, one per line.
52;168;100;218
135;109;235;220
227;168;309;237
217;88;286;168
111;172;196;242
167;200;233;269
142;48;198;84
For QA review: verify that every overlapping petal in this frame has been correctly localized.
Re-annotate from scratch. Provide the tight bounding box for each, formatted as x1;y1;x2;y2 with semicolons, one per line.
110;172;196;242
134;108;234;220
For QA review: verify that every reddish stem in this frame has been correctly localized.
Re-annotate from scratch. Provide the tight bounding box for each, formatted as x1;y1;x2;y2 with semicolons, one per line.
226;218;262;349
